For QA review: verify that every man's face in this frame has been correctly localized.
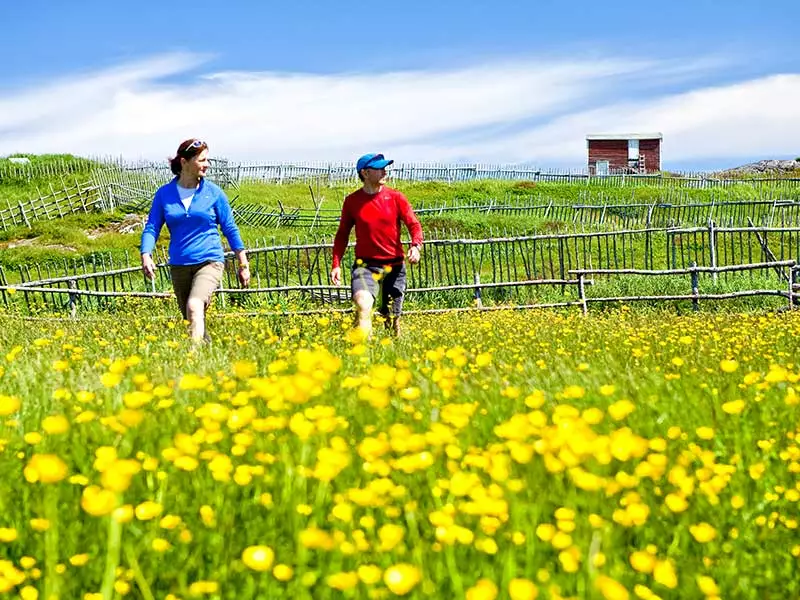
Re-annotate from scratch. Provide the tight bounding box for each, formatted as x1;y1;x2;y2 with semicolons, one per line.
362;166;387;186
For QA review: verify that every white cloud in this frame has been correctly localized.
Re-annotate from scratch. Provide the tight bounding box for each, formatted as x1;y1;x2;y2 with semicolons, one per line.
0;52;797;168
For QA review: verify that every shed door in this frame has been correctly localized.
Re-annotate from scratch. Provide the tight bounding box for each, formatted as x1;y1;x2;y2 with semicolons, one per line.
596;160;609;175
628;139;639;160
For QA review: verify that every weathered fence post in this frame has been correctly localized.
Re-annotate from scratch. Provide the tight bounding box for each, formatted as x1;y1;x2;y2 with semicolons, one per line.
68;279;78;318
0;266;8;308
645;202;655;268
473;272;482;309
670;231;677;270
791;266;799;308
690;261;699;312
709;220;718;284
19;202;31;228
578;273;587;316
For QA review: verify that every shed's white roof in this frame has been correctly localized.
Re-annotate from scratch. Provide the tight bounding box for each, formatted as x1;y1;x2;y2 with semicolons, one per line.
586;133;663;141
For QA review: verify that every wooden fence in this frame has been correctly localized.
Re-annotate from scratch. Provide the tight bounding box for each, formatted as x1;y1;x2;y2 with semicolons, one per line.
1;258;795;318
5;159;797;234
90;161;800;190
571;261;799;315
232;197;800;231
229;162;800;189
3;225;800;316
0;180;102;230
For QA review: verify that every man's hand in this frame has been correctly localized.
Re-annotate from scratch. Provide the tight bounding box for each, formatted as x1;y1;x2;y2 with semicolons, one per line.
238;263;251;288
407;245;421;264
141;253;156;280
331;266;342;286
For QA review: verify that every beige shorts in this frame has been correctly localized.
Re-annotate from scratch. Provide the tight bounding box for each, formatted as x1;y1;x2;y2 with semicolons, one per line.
170;261;225;319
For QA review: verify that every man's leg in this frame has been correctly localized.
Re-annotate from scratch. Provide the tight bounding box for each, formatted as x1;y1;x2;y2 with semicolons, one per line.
353;290;375;336
384;264;406;337
351;265;379;337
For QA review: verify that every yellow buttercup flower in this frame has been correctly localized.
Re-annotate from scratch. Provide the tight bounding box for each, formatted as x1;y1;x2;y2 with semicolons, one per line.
383;564;421;596
595;576;630;600
0;394;21;416
241;545;275;572
357;564;382;585
326;571;358;591
135;501;163;521
689;523;717;543
508;578;539;600
69;554;90;566
24;454;68;484
653;559;678;588
81;486;118;517
466;578;499;600
608;399;636;421
721;399;745;414
273;564;293;581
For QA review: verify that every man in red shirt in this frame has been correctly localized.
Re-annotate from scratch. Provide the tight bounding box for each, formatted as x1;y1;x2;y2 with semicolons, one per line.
331;153;423;337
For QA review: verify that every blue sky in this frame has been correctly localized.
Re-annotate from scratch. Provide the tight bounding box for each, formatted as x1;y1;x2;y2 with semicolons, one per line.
1;0;798;170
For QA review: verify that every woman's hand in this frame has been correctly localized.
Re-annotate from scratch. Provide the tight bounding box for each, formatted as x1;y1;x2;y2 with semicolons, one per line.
141;253;156;280
238;263;251;287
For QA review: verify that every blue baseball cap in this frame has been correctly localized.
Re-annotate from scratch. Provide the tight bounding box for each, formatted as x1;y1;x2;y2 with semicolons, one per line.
356;153;394;173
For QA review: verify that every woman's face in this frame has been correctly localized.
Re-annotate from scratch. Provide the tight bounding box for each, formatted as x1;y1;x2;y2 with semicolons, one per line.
182;149;209;179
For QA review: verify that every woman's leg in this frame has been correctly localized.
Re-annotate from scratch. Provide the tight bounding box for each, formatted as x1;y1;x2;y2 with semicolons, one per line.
186;262;225;342
170;265;195;322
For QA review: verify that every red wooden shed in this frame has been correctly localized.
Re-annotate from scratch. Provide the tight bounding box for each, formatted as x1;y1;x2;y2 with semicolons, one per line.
586;133;662;174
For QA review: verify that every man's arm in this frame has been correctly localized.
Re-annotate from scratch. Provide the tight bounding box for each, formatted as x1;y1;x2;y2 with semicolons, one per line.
331;201;354;284
396;192;423;263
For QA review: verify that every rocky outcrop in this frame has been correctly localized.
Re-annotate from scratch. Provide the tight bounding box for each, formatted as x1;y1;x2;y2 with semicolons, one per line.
719;159;800;175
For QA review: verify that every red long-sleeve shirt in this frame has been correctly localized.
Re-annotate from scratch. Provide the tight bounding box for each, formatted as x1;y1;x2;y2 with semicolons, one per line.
332;187;423;268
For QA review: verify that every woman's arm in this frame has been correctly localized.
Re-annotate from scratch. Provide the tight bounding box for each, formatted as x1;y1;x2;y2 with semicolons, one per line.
140;191;165;279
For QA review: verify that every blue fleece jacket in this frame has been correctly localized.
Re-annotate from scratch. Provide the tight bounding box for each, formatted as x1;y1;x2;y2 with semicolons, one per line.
140;178;245;265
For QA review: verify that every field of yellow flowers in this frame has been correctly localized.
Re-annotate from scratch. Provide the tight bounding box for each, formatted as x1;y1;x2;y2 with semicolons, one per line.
0;307;798;600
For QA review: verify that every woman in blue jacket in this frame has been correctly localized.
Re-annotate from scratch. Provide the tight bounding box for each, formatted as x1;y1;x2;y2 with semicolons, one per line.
140;139;249;342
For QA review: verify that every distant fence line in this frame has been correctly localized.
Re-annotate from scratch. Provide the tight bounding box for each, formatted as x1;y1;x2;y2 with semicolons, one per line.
4;156;800;193
89;161;800;191
0;157;100;182
4;224;800;316
3;157;800;233
231;196;800;231
10;169;800;234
